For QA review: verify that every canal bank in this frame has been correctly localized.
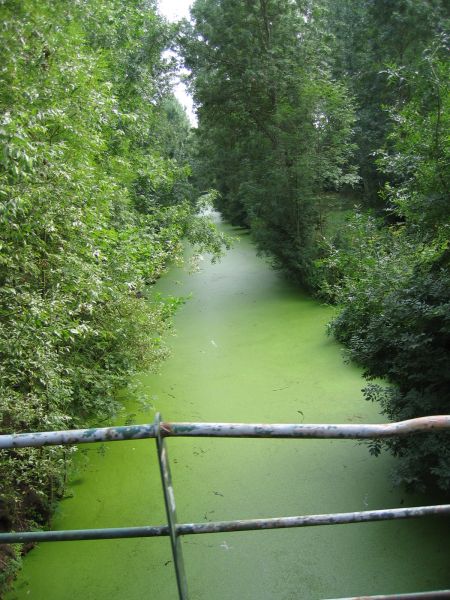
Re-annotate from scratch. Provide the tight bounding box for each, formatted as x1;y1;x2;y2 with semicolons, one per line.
8;220;450;599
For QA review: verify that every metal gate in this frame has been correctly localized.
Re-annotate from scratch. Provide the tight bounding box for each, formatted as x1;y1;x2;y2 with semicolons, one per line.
1;414;450;599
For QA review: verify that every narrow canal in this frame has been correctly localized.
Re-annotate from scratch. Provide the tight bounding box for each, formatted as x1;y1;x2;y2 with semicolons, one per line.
8;219;450;599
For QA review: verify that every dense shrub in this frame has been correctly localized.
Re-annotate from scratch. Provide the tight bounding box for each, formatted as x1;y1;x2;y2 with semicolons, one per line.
323;40;450;491
0;0;226;585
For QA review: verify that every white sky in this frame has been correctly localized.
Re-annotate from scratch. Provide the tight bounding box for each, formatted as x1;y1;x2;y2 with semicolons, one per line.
158;0;197;126
159;0;192;21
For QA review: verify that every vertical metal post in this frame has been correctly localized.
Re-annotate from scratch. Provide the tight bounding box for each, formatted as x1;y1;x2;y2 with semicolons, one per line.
154;413;188;600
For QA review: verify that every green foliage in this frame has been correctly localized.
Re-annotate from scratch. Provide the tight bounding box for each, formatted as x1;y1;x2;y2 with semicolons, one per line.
184;0;449;492
327;0;448;208
1;7;448;592
331;259;450;491
0;543;22;590
182;0;358;287
0;0;226;580
322;38;450;491
378;38;450;231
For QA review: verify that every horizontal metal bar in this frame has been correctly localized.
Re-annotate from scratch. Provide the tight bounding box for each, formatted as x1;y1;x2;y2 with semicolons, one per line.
327;591;450;599
1;504;449;544
1;416;450;449
158;417;450;439
0;424;157;449
0;526;169;543
175;504;450;535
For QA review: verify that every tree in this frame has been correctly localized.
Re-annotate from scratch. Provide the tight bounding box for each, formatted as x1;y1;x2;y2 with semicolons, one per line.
183;0;358;286
326;0;448;209
324;37;450;491
0;1;226;587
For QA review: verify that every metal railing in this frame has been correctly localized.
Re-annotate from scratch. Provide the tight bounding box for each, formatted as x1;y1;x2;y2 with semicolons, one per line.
1;414;450;600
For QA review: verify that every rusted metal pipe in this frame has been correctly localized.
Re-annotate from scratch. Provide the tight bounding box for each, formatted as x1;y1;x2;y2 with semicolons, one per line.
327;591;450;599
1;504;449;544
155;413;189;599
1;415;449;449
0;526;168;543
2;416;450;600
175;504;450;535
158;416;450;439
0;424;157;449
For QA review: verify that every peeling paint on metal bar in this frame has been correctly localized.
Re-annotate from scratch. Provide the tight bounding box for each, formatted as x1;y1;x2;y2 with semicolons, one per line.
0;526;169;543
0;424;156;448
1;504;449;544
175;504;450;535
326;591;450;599
162;416;450;438
155;413;189;599
1;415;450;449
1;416;450;600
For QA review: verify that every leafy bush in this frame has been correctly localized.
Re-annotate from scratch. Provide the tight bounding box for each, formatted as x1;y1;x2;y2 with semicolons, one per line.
323;39;450;491
183;0;359;287
0;0;226;586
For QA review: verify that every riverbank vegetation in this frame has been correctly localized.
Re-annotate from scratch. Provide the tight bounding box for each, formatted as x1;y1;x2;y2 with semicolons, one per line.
0;0;227;587
183;0;449;492
1;0;449;589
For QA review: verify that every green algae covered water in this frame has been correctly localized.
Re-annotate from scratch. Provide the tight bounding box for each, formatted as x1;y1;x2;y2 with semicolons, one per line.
7;220;450;599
